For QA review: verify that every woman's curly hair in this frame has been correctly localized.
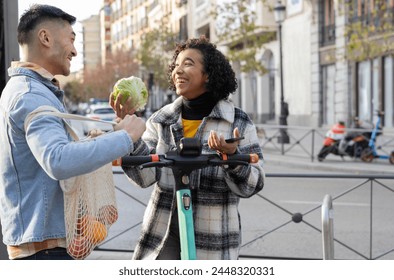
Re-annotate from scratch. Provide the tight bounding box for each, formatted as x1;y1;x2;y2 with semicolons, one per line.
167;35;238;102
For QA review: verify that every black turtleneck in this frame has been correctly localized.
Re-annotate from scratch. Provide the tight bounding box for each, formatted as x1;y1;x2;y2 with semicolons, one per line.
181;92;217;120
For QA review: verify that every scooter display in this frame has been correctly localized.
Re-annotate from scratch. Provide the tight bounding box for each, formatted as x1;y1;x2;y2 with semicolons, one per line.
317;119;371;162
114;138;259;260
360;111;394;164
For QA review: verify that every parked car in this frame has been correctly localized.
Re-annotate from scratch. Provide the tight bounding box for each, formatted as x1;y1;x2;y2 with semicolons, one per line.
83;105;116;135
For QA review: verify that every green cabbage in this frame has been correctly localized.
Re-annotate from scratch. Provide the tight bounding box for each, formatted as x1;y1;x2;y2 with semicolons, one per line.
111;76;148;111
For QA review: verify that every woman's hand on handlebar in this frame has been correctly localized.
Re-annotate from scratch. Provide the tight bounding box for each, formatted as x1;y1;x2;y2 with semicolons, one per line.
208;127;241;155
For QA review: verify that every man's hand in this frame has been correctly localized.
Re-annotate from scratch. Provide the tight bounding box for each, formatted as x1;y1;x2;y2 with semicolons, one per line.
87;128;104;138
114;114;146;143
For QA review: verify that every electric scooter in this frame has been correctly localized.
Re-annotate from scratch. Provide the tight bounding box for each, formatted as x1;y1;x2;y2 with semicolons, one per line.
360;111;394;164
116;137;259;260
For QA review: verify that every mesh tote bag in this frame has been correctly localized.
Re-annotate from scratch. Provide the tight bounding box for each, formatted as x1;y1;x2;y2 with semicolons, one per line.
25;106;119;259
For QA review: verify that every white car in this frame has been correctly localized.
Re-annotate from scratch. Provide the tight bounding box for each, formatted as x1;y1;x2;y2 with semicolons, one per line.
83;105;116;135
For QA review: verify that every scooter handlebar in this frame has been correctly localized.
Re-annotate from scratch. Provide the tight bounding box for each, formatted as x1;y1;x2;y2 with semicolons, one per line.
114;153;259;168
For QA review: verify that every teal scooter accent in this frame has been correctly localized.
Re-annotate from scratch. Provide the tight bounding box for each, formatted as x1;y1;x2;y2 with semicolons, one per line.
176;187;197;260
169;138;202;260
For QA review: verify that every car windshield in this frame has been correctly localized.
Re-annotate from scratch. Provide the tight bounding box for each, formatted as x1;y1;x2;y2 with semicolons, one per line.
93;108;115;114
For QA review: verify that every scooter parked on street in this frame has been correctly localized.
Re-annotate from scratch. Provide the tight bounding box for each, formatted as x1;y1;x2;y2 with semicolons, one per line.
360;111;394;164
317;118;371;162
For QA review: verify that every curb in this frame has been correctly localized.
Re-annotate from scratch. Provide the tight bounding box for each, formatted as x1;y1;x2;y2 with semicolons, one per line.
263;153;394;175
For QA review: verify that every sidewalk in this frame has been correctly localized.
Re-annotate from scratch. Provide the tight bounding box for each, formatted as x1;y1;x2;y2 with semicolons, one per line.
263;148;394;175
258;124;394;175
87;250;133;260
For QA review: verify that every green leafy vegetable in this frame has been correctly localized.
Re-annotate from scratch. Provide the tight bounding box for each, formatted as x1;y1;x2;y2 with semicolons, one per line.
111;76;148;111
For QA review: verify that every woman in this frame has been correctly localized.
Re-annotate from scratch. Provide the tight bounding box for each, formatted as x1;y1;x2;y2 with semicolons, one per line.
112;36;265;260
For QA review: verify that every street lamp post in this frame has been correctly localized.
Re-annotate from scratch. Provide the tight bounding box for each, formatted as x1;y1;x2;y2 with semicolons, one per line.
274;0;290;144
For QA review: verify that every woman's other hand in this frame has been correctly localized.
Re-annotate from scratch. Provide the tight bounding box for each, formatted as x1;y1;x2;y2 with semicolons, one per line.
208;127;241;155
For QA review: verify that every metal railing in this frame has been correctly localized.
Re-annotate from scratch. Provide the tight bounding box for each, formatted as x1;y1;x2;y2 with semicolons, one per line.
257;124;394;162
240;173;394;260
321;194;334;260
95;171;394;260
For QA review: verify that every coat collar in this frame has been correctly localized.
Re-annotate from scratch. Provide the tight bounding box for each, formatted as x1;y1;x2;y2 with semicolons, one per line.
151;96;235;126
10;61;60;88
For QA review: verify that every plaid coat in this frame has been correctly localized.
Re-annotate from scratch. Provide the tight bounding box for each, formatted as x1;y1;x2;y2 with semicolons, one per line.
123;97;265;260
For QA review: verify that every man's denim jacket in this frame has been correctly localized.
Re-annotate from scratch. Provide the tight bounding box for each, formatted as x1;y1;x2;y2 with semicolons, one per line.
0;64;132;245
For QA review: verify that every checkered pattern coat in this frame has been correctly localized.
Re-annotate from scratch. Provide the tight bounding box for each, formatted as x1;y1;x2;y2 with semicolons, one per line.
123;97;265;260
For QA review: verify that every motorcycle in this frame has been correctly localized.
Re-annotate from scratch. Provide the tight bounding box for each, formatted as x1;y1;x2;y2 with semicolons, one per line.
317;118;371;162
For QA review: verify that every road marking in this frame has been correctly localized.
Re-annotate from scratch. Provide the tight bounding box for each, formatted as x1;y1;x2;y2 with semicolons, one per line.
281;200;369;207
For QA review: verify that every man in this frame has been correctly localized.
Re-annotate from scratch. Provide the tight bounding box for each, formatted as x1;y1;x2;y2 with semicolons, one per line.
0;4;145;260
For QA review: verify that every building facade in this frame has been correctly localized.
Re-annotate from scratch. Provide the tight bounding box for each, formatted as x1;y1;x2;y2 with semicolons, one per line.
90;0;394;130
81;15;102;71
318;0;394;130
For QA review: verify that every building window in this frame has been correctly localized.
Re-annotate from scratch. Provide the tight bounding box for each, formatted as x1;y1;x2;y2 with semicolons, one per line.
321;64;336;125
268;53;275;120
357;60;372;122
321;0;335;46
179;15;188;42
197;23;210;39
356;56;393;127
196;0;205;7
349;0;394;29
384;55;394;127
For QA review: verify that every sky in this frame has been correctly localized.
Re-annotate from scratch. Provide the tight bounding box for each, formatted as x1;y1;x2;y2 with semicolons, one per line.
18;0;104;72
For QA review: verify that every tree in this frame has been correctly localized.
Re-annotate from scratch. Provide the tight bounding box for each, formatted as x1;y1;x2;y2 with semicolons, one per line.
82;49;139;101
136;18;178;90
345;0;394;62
212;0;275;121
63;80;84;104
213;0;274;73
63;49;139;104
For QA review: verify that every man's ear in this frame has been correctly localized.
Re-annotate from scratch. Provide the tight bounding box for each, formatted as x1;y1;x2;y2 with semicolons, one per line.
38;28;51;47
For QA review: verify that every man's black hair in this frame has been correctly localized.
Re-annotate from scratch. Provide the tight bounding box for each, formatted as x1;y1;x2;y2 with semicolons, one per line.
17;4;76;45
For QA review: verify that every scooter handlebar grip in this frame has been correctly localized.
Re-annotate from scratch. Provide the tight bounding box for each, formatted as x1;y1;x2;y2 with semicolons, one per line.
113;155;160;167
225;153;259;163
250;153;259;163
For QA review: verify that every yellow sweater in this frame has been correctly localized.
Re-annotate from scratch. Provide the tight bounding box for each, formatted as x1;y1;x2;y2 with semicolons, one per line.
182;118;202;138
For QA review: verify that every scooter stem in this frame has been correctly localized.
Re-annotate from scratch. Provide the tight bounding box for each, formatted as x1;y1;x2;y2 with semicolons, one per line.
173;169;197;260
